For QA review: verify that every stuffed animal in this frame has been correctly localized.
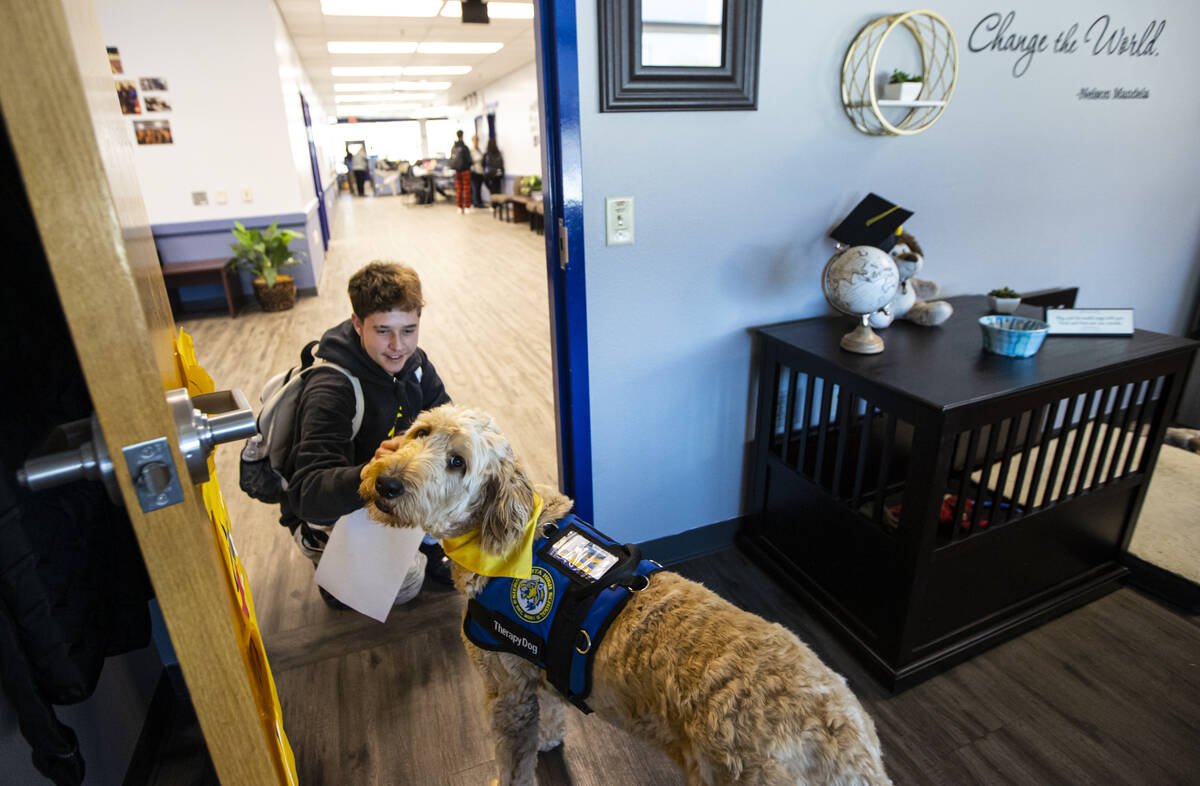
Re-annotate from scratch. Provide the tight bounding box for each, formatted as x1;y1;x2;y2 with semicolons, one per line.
869;230;953;328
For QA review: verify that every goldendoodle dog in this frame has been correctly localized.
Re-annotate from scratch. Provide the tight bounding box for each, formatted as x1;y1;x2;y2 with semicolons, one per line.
361;404;891;786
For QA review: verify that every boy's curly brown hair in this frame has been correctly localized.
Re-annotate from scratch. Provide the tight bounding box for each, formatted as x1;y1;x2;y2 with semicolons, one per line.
348;261;424;318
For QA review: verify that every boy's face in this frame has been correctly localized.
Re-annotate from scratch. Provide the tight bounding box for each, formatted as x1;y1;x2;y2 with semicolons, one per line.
352;308;420;374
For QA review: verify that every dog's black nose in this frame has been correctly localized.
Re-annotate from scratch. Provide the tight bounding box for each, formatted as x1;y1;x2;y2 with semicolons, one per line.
375;475;405;500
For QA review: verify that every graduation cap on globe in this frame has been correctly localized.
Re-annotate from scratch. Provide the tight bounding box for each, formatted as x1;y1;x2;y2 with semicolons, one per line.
830;193;913;253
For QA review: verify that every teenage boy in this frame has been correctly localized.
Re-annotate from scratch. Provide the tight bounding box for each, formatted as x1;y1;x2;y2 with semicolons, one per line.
281;261;452;607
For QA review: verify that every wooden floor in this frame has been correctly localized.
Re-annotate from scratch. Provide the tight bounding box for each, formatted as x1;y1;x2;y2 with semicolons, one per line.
176;195;1200;785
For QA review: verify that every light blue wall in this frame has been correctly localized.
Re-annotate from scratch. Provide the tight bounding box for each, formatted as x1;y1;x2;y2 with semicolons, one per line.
574;0;1200;543
153;202;326;309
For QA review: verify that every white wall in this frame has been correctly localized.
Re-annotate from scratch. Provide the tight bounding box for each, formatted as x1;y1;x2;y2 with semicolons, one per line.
96;0;309;223
574;0;1200;544
474;62;543;177
270;0;330;204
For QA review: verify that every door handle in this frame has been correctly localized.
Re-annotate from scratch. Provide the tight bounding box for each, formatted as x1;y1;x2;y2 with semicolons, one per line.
17;388;256;512
168;387;257;486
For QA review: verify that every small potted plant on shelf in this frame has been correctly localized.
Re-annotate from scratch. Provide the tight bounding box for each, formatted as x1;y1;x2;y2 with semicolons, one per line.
226;220;303;312
883;69;923;102
987;286;1022;314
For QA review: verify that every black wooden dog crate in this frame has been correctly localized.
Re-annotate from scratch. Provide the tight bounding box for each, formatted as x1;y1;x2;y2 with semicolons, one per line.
740;296;1197;691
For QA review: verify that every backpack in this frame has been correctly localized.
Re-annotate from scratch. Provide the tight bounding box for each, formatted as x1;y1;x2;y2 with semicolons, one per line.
239;341;364;504
450;142;471;171
484;151;504;178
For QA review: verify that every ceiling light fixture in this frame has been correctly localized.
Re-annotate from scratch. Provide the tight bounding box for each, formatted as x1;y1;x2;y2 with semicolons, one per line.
416;42;503;54
321;0;443;17
392;80;452;90
335;93;439;102
401;65;471;75
440;1;534;19
327;41;418;54
338;104;422;115
334;82;399;92
332;65;470;76
332;66;407;76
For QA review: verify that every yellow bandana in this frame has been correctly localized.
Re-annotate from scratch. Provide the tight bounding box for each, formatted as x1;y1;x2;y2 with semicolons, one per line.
441;494;543;579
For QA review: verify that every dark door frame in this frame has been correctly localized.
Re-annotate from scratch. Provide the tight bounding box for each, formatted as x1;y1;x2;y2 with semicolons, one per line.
535;0;593;520
299;92;330;250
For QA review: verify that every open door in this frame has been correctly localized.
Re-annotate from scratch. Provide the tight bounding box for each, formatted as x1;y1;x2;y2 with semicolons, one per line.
536;0;594;519
0;2;294;783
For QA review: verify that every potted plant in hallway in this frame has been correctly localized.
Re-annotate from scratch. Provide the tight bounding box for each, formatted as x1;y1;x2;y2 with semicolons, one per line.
226;220;303;312
518;174;542;196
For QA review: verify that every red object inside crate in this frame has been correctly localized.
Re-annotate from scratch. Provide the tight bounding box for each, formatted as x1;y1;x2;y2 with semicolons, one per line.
889;494;991;529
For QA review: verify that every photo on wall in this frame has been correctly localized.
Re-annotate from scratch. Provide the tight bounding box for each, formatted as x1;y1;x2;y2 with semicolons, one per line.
144;96;172;112
139;77;168;91
115;80;140;115
134;119;172;145
106;46;122;74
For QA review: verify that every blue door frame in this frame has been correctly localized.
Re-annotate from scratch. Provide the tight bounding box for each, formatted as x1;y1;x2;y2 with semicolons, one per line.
535;0;593;521
299;92;330;250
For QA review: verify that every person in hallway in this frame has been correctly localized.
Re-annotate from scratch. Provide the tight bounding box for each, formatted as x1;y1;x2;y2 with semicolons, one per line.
281;261;453;608
350;144;368;197
470;135;485;208
449;130;472;213
483;138;505;201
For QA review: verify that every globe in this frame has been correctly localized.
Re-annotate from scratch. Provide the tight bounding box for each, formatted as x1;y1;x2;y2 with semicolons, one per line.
822;246;900;317
821;246;901;354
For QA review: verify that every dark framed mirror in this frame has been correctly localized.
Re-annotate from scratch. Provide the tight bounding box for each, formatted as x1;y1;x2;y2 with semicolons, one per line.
598;0;762;112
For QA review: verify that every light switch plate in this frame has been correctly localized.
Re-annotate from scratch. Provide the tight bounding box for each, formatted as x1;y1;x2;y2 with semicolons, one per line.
605;196;634;246
241;187;253;203
214;189;228;204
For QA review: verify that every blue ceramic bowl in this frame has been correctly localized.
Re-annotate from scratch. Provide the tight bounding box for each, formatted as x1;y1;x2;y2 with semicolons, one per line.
979;315;1049;357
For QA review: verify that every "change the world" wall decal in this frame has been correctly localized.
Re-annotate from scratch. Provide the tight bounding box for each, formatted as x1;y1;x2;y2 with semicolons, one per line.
967;11;1165;84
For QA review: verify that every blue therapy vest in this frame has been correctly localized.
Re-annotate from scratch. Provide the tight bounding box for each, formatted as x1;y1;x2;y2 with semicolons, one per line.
463;515;662;713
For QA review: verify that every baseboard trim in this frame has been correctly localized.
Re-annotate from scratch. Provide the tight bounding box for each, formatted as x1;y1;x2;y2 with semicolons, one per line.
636;516;744;566
1122;553;1200;613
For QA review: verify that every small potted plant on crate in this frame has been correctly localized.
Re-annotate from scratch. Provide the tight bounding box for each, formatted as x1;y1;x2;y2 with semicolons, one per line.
883;69;923;102
226;220;303;312
987;287;1022;314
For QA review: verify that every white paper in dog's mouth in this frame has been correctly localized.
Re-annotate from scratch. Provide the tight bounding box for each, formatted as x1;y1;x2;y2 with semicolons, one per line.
314;508;425;622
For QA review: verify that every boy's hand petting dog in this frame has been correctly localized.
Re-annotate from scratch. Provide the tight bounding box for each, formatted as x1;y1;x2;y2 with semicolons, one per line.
360;438;406;480
374;437;405;460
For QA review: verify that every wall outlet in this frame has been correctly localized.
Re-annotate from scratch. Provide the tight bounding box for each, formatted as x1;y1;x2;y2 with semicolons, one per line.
191;191;208;206
241;187;253;203
605;196;634;246
214;189;227;204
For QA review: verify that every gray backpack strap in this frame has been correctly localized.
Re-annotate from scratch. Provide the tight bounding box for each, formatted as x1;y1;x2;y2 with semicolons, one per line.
312;362;364;438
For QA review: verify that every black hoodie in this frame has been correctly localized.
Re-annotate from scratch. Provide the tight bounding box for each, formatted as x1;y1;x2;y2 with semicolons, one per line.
279;318;449;531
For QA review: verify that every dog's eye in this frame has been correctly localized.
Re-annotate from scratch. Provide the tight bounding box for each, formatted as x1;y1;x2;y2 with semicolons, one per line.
411;427;430;438
447;455;465;470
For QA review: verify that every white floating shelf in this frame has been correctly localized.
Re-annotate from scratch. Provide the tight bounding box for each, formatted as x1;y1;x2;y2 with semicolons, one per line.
876;99;947;108
848;99;948;109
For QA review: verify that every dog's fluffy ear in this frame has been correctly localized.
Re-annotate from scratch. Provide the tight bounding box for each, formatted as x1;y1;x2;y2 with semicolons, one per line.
476;448;535;555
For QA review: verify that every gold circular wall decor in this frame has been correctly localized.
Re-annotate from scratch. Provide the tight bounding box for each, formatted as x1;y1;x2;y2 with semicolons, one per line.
841;10;958;136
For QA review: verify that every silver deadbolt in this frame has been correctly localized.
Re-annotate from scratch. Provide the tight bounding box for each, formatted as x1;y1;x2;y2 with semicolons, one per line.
16;387;257;512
